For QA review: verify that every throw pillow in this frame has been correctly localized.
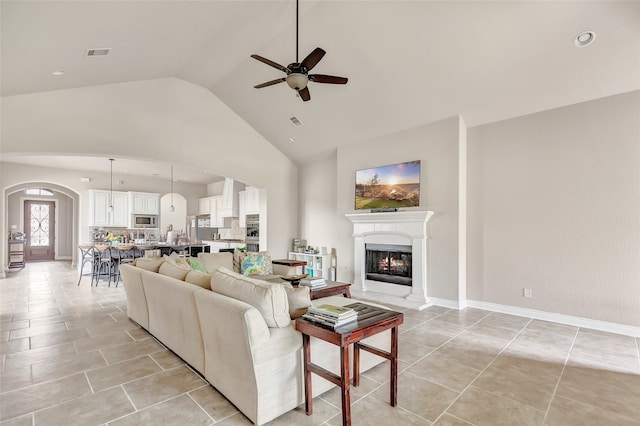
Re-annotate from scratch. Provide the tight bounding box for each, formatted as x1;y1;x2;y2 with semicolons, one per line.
187;257;207;273
240;251;273;276
197;252;234;273
158;261;190;281
134;257;164;273
162;254;191;271
282;285;312;319
185;270;212;289
211;267;290;328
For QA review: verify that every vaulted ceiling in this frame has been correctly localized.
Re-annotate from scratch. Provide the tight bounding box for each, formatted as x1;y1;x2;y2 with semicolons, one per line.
2;1;639;180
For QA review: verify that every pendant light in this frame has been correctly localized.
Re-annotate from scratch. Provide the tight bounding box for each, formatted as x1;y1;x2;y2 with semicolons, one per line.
169;165;175;212
108;159;115;214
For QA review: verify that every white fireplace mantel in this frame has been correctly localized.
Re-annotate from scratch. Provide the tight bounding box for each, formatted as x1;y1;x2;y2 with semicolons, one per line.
346;210;434;310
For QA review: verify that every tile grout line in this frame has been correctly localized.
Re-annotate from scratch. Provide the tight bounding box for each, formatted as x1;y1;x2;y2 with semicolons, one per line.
186;391;217;424
429;317;534;425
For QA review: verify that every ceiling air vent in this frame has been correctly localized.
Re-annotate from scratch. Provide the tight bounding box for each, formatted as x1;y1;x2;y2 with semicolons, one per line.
85;48;111;57
289;116;303;127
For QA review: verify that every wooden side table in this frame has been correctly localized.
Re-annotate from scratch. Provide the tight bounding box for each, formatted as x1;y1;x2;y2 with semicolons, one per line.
309;281;351;300
272;258;308;274
295;303;403;426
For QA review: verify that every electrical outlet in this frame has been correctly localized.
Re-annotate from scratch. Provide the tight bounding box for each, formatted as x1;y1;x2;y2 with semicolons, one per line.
523;288;532;298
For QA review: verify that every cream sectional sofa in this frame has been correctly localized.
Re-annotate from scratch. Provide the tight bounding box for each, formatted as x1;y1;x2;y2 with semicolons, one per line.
120;253;390;425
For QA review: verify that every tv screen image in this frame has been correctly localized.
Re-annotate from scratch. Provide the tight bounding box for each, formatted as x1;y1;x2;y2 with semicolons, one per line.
355;160;421;210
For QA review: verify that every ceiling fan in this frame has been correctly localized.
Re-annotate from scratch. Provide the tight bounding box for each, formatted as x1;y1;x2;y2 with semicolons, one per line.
250;0;348;102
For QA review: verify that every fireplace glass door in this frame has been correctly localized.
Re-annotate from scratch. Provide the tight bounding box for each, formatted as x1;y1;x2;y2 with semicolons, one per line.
365;243;412;286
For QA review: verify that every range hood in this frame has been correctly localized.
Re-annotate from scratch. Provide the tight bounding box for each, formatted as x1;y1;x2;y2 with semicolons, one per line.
218;178;245;218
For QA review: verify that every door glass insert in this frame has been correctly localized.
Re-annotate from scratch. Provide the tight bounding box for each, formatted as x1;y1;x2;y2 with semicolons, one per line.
30;203;51;246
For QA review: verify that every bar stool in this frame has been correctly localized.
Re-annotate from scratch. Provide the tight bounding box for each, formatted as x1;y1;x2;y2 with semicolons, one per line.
111;245;136;287
94;245;114;285
77;245;96;286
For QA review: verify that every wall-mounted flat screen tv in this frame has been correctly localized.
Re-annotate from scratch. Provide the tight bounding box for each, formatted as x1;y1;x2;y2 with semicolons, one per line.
355;160;421;210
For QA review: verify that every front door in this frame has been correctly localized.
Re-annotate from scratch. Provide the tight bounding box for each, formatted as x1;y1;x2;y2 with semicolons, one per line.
24;200;55;261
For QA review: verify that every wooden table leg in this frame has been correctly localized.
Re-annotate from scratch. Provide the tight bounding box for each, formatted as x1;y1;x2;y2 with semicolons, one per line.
390;326;398;407
353;342;360;387
340;343;351;426
302;333;312;415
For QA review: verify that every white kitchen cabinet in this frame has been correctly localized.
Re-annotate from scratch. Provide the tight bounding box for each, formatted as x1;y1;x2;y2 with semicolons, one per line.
219;178;244;218
89;189;128;227
129;192;159;214
244;186;260;214
288;252;332;279
210;195;224;228
198;197;212;216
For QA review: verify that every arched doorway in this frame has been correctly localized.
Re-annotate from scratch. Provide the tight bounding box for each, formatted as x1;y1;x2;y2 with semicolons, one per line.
4;182;79;272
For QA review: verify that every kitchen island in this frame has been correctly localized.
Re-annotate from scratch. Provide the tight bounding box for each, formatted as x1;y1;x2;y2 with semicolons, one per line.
201;240;246;253
84;242;210;257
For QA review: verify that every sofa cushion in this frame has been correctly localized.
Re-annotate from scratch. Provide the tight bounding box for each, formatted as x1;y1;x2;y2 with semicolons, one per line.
211;267;290;328
185;270;212;289
159;261;190;281
198;252;234;273
240;252;273;276
134;257;164;272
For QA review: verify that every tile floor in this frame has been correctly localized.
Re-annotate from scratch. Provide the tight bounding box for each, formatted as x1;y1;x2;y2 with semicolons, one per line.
1;261;639;425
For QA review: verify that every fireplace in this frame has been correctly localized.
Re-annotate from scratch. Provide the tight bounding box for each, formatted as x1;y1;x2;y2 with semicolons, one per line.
346;210;434;310
365;244;412;286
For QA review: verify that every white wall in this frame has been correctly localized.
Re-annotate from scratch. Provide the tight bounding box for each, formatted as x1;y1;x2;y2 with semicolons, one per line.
299;117;462;300
467;91;640;327
1;78;298;273
298;155;338;253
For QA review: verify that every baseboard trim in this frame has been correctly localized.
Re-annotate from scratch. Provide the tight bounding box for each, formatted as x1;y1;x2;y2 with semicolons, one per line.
427;297;639;337
429;297;467;310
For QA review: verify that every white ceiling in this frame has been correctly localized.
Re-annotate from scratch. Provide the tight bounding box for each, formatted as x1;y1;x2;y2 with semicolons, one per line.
2;1;639;178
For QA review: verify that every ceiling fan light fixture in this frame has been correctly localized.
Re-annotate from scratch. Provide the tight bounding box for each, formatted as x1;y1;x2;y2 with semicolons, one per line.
286;73;308;90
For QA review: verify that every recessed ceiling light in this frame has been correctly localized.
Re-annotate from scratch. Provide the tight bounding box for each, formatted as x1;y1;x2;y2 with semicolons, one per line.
289;136;296;143
50;70;65;76
574;31;596;47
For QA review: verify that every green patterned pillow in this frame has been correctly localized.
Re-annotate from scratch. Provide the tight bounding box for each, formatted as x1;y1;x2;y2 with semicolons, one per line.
240;252;272;276
188;257;207;273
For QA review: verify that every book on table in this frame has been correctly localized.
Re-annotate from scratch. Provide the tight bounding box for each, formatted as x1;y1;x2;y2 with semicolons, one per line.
302;311;358;328
300;277;326;285
299;281;327;289
308;304;357;319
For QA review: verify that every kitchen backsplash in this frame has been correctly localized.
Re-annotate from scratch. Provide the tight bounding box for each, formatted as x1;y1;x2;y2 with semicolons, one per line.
217;218;245;240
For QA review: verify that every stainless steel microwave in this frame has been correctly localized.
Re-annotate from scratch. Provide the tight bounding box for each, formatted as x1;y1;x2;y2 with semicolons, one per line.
132;214;158;228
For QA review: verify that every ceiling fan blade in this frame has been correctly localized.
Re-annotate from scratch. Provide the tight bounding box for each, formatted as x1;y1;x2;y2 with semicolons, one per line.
309;74;348;84
300;47;326;71
254;78;286;89
298;86;311;102
250;54;288;73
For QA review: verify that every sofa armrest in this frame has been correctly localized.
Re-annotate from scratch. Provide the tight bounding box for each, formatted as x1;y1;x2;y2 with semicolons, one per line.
120;264;149;329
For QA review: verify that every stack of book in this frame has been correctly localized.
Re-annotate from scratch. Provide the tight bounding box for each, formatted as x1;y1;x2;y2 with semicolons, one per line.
302;304;358;328
299;276;326;289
